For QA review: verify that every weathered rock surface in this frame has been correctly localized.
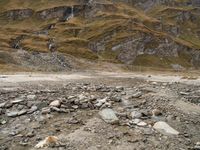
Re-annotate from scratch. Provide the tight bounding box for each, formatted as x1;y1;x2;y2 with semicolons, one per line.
153;121;179;135
99;108;119;124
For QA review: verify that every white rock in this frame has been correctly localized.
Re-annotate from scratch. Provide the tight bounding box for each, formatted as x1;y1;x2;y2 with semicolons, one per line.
153;121;179;135
137;121;147;127
49;100;61;107
11;99;24;104
99;108;119;124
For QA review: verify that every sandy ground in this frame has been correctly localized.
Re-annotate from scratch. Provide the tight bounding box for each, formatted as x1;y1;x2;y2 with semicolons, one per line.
0;71;199;86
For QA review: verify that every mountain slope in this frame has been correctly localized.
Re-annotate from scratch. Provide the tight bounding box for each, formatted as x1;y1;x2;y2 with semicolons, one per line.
0;0;200;71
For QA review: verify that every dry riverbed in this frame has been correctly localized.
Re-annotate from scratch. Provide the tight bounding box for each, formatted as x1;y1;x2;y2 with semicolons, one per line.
0;71;200;150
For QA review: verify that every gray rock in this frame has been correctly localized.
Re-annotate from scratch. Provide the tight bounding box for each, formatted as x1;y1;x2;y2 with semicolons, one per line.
6;111;18;117
131;118;141;125
152;109;162;116
11;98;24;104
27;105;38;114
132;92;142;98
99;108;119;124
131;111;142;119
0;102;6;108
27;94;36;100
49;100;61;107
153;121;179;135
180;92;190;95
95;98;107;107
18;110;27;116
41;107;51;114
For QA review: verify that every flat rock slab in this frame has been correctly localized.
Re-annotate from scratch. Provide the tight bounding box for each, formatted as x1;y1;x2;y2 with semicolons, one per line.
99;108;119;124
153;121;179;135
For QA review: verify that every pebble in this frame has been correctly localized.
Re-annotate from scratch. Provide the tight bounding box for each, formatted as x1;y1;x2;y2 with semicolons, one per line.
18;109;27;116
27;95;36;100
180;92;190;95
50;100;61;107
11;99;24;104
0;102;6;108
132;119;141;124
132;92;142;98
6;111;18;117
137;121;147;127
152;109;162;116
131;111;142;119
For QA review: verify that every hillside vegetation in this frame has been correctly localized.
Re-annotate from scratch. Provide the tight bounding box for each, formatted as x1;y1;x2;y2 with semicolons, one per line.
0;0;200;71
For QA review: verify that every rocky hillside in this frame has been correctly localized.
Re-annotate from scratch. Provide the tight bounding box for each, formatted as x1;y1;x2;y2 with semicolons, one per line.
0;0;200;71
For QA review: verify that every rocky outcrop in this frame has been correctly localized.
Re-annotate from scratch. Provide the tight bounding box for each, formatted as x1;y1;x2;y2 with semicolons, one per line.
36;5;84;20
111;34;180;64
113;0;200;9
2;9;34;20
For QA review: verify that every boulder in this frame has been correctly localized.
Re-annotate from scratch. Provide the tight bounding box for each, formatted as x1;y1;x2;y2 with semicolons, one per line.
153;121;179;135
99;108;119;124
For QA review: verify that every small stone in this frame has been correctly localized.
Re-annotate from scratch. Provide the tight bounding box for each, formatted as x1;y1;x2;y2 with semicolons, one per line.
50;100;61;107
131;111;142;119
18;110;27;116
153;121;179;135
27;95;36;100
196;142;200;146
11;99;24;104
152;82;158;85
95;98;107;107
137;121;147;127
71;105;79;109
99;108;119;124
50;107;61;112
27;105;38;114
41;107;51;114
6;111;18;117
1;119;7;125
132;119;141;124
66;117;80;124
152;109;162;116
180;92;189;95
0;102;6;108
132;92;142;98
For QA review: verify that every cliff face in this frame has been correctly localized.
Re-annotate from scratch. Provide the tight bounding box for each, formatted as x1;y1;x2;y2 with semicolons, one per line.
0;0;200;71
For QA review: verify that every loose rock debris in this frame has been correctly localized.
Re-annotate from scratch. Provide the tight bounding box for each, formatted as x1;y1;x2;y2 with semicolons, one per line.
0;77;200;150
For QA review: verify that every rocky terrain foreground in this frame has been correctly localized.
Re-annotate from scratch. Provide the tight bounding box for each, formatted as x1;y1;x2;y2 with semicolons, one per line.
0;72;200;150
0;0;200;71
